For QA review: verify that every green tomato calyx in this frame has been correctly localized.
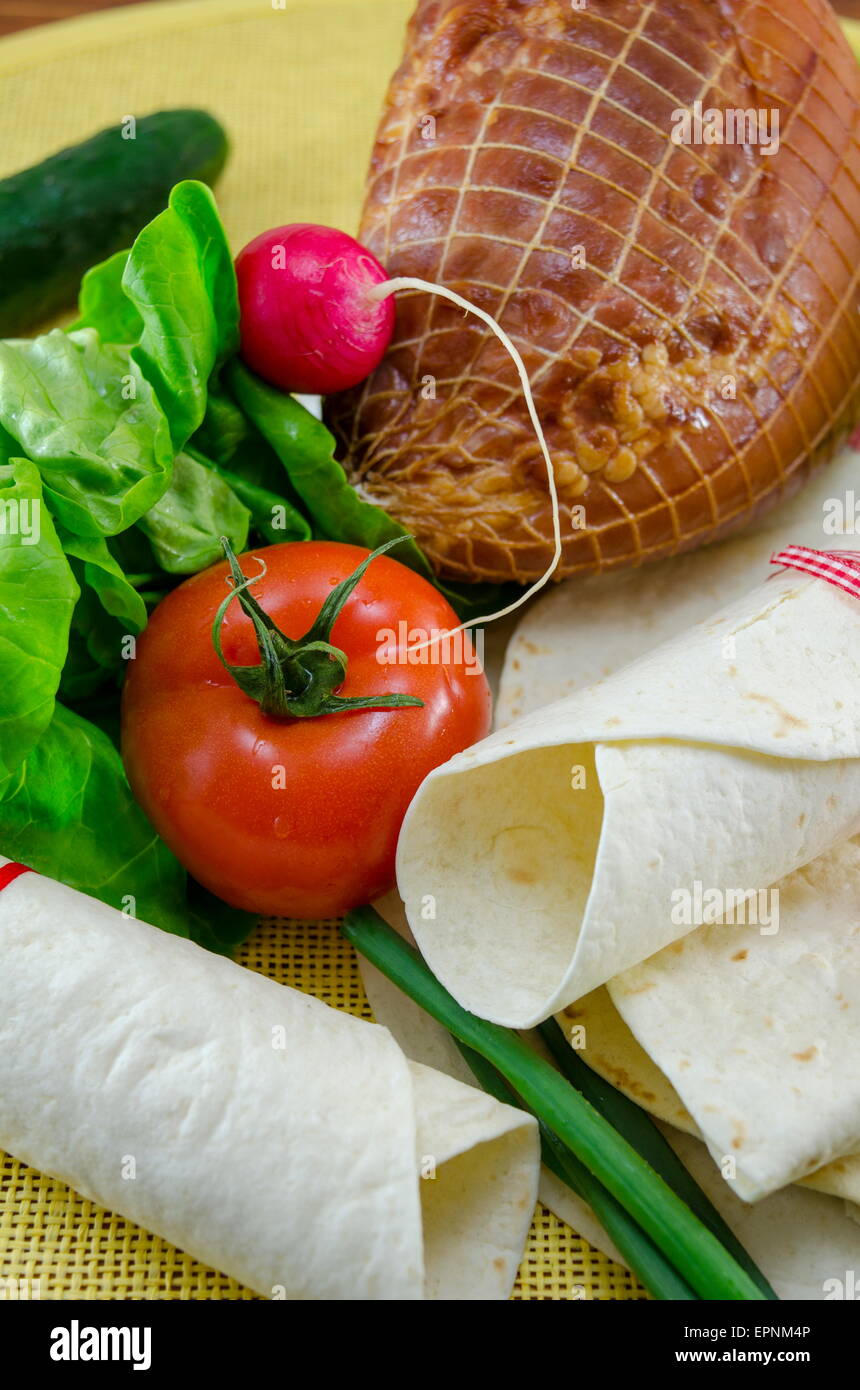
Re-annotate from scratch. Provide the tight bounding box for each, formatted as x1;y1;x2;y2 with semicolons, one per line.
211;537;425;719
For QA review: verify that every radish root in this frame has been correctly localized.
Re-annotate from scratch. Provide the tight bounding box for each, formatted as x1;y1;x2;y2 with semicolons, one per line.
368;276;563;657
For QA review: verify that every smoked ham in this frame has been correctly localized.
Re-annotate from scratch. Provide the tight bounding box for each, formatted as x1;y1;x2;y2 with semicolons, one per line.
328;0;860;583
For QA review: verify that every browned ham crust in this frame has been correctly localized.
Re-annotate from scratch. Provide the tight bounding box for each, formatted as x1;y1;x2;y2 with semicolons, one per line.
328;0;860;583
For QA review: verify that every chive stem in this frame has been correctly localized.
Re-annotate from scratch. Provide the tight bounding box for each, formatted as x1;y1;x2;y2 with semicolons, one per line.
343;906;768;1302
457;1042;697;1300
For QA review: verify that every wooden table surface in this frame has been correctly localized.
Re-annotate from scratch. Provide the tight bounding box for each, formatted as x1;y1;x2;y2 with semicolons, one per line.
0;0;156;38
2;0;860;37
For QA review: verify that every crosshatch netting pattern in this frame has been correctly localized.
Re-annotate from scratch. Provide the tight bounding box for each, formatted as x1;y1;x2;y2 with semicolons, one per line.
330;0;860;582
0;918;646;1301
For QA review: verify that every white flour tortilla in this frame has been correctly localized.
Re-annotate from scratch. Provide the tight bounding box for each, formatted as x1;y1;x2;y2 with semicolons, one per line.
397;516;860;1200
0;866;539;1300
363;893;860;1299
398;568;860;1033
604;835;860;1200
560;980;860;1208
498;448;860;725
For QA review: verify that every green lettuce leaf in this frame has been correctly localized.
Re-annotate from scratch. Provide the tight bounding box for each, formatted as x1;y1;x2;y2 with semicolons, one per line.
0;702;253;950
228;360;433;573
0;459;79;784
59;528;148;633
124;180;239;450
0;183;263;953
188;446;310;545
192;381;253;464
136;449;250;573
74;183;239;453
73;249;140;343
0;329;173;537
58;587;127;705
193;382;312;528
59;636;112;706
0;186;241;546
0;703;184;921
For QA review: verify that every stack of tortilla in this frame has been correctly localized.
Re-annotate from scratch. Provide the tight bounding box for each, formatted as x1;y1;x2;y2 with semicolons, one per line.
370;450;860;1299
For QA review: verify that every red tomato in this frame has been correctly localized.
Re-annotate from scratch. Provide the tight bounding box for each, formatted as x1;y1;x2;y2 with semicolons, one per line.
121;542;491;918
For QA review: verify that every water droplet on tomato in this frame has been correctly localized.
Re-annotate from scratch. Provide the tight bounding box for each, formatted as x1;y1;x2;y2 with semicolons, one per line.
273;815;290;840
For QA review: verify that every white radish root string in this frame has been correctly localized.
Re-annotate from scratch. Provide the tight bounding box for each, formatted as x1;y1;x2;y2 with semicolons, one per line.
367;275;563;658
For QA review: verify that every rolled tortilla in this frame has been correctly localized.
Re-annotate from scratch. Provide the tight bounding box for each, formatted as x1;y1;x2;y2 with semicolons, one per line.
398;568;860;1029
0;865;539;1300
363;893;860;1298
397;565;860;1201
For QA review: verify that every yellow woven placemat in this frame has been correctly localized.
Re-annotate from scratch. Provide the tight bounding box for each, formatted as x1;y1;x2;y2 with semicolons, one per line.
0;0;659;1302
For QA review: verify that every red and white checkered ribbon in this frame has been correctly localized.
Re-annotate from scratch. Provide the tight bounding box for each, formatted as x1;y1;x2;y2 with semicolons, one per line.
770;546;860;602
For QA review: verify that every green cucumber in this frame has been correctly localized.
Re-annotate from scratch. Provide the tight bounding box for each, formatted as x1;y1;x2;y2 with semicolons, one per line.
0;108;228;336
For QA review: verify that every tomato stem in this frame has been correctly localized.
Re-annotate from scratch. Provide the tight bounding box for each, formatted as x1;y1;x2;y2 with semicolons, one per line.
211;538;425;718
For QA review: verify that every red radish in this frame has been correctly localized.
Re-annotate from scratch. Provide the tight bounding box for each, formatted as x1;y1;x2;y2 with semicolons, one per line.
235;223;395;395
235;221;565;647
